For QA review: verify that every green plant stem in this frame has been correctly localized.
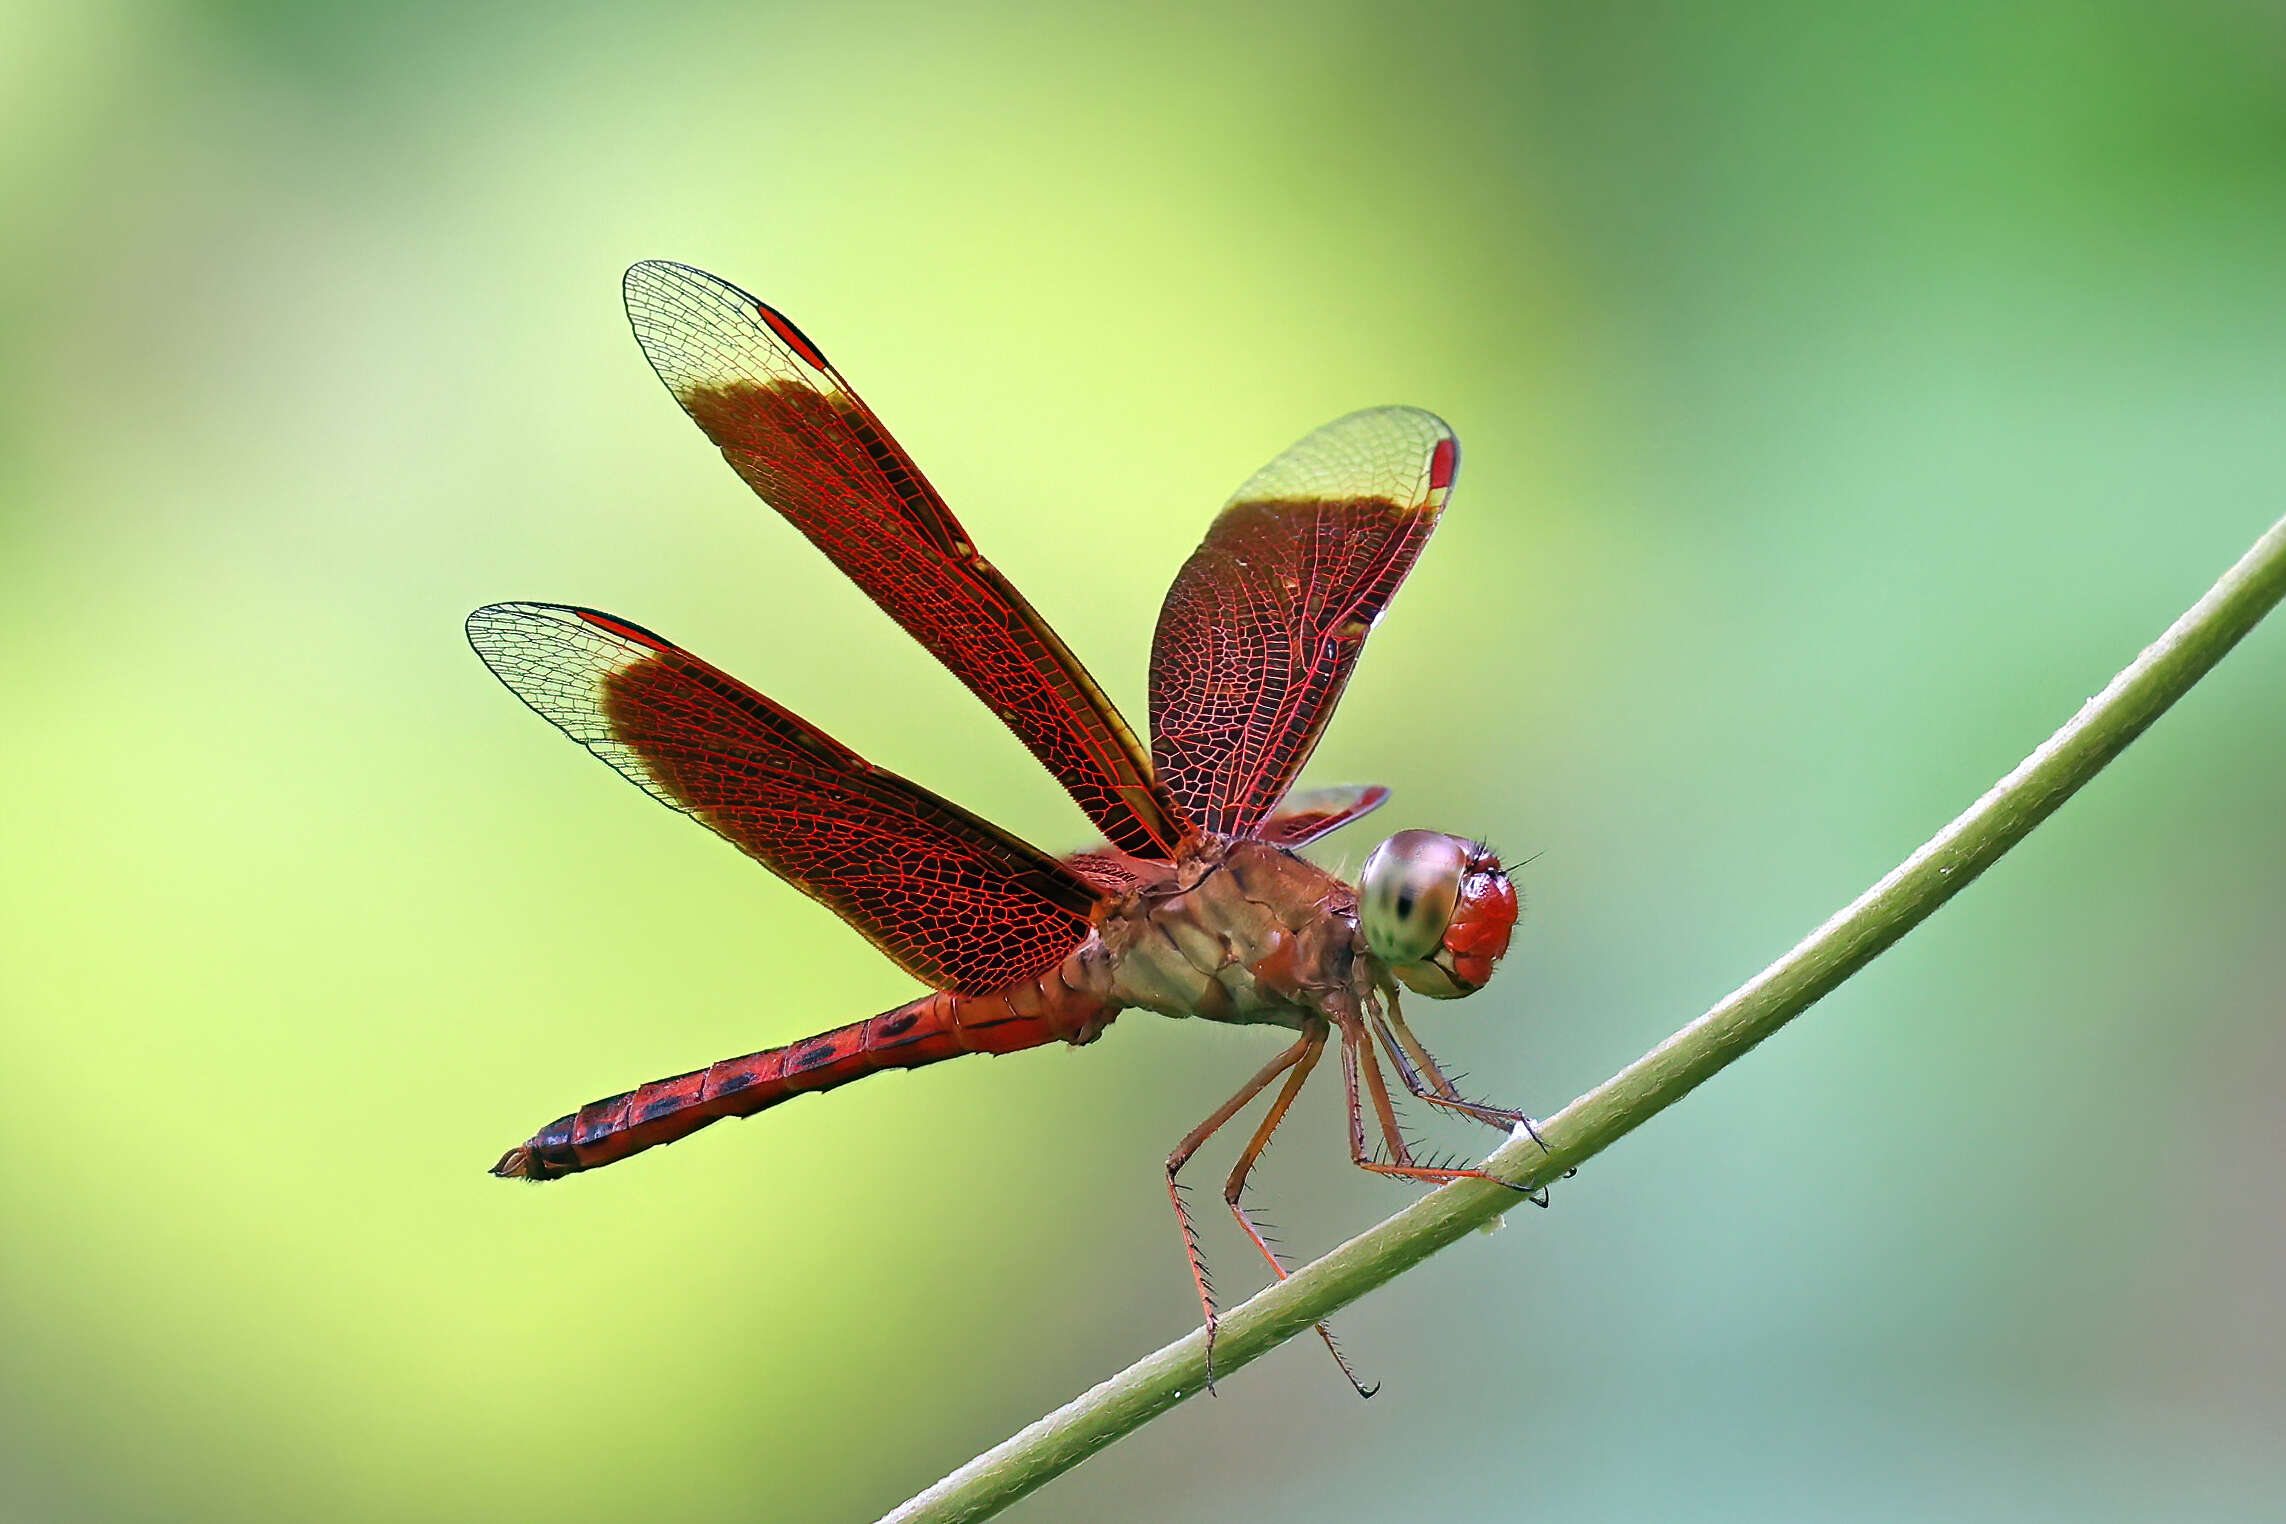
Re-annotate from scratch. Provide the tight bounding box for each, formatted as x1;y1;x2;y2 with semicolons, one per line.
878;513;2286;1524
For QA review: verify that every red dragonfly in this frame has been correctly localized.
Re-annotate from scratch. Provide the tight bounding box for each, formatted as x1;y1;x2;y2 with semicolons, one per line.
471;261;1534;1391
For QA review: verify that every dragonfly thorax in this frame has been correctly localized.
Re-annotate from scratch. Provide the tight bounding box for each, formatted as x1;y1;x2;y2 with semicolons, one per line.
1094;837;1368;1028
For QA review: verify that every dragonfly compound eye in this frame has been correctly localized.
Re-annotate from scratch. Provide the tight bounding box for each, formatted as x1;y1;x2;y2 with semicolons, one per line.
1360;829;1470;966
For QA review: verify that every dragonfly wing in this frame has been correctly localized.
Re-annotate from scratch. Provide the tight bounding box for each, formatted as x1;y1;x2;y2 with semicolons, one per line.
1149;407;1457;839
622;261;1190;859
468;603;1100;994
1255;784;1390;849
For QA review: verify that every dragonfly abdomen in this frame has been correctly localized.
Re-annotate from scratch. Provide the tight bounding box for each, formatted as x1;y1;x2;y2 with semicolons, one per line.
492;975;1110;1181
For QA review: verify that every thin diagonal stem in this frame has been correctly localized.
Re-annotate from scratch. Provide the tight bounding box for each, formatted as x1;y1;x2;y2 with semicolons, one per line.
879;513;2286;1524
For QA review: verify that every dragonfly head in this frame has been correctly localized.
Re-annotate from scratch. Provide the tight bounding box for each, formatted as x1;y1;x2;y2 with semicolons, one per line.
1358;830;1518;999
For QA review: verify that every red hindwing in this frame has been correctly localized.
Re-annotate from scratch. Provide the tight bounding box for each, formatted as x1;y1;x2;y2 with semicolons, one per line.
467;603;1100;993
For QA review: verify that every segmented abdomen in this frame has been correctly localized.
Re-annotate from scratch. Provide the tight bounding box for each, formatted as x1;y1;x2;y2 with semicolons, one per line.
493;979;1106;1180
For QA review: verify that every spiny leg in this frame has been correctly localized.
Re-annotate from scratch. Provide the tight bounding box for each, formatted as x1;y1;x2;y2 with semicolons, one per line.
1340;1019;1529;1190
1374;984;1543;1142
1167;1027;1316;1392
1217;1025;1377;1398
1369;1012;1553;1207
1375;990;1563;1201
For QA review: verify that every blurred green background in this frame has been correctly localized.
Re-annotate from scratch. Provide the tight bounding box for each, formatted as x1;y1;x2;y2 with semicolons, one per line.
5;2;2282;1519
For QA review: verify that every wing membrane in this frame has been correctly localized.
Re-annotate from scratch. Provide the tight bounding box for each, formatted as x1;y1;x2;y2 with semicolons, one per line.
467;603;1099;994
1255;784;1390;849
622;260;1188;858
1149;408;1457;838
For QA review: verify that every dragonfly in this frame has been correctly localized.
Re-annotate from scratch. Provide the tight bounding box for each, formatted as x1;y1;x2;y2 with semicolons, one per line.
470;261;1537;1392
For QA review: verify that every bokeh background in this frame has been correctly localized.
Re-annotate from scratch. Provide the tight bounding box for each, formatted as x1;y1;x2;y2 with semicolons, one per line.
5;3;2283;1519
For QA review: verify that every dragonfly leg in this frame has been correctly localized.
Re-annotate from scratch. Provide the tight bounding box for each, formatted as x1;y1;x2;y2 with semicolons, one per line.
1167;1027;1317;1393
1372;1005;1551;1204
1217;1024;1377;1398
1371;986;1543;1140
1340;1018;1534;1193
1375;993;1563;1202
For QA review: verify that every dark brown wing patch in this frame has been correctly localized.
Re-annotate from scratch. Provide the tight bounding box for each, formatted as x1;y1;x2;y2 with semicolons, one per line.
468;602;1100;993
1148;409;1457;839
622;260;1189;858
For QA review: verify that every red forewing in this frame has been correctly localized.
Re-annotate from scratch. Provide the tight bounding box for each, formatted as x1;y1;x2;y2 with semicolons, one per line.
1255;784;1391;849
466;603;1100;994
621;261;1189;859
1148;408;1457;839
